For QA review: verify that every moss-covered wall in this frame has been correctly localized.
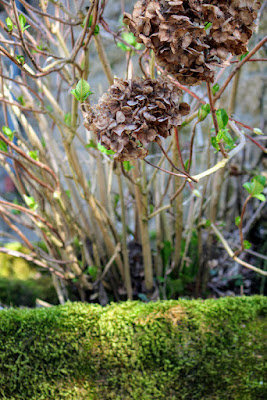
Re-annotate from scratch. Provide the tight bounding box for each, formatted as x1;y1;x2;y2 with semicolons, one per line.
0;296;266;400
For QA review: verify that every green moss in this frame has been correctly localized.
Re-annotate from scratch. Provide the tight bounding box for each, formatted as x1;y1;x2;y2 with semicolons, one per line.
0;296;266;399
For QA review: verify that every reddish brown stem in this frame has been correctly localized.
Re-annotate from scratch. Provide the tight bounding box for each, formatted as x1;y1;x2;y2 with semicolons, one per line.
0;150;55;193
0;96;45;113
170;181;187;203
157;65;205;103
11;0;40;72
215;36;267;101
230;58;267;63
156;138;197;182
244;134;266;152
0;73;44;104
0;210;34;249
0;131;60;191
0;200;63;243
144;159;188;179
17;0;80;25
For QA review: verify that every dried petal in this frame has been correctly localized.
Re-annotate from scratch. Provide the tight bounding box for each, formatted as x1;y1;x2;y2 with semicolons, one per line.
85;77;190;161
124;0;260;85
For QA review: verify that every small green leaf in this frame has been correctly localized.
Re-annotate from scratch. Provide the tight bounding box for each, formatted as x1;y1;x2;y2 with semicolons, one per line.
87;265;98;281
149;204;154;214
71;79;93;102
243;182;253;194
81;15;99;35
64;113;71;127
253;194;266;202
198;104;210;121
19;14;26;29
23;195;38;211
211;136;220;151
97;143;115;155
6;17;13;32
239;51;249;61
157;276;165;283
16;56;25;66
11;199;21;215
70;89;80;101
0;141;8;152
204;22;212;30
117;42;130;51
251;181;264;196
117;31;143;52
243;240;251;250
235;216;241;227
76;78;91;97
65;190;71;199
216;109;229;130
217;128;235;148
2;126;14;140
253;175;266;187
205;219;211;227
86;139;97;149
212;83;220;95
16;55;25;65
29;150;39;161
243;177;265;196
18;14;30;32
216;129;223;142
122;32;137;46
253;128;263;135
123;161;134;172
17;95;25;105
184;159;189;172
93;25;99;35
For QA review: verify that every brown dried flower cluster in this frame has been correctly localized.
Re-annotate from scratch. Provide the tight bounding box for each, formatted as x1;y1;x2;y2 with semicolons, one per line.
85;77;190;161
124;0;261;85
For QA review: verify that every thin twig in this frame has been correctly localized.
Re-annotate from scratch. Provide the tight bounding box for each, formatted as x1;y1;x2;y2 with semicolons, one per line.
144;158;189;179
17;0;80;25
215;36;267;101
210;223;267;276
156;138;197;182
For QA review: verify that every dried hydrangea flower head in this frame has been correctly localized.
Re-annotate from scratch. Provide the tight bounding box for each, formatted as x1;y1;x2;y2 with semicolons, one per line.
124;0;261;85
204;0;261;57
85;77;190;161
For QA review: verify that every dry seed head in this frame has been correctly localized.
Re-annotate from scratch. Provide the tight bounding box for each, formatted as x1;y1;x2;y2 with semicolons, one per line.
85;77;190;162
124;0;261;85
